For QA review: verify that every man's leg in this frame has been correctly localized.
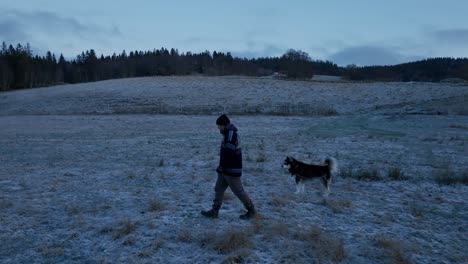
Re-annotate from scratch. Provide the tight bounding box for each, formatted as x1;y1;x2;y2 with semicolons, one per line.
202;173;228;218
213;173;229;209
224;176;256;219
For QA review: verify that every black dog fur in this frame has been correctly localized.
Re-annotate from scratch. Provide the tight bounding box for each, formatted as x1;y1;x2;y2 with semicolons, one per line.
282;156;338;194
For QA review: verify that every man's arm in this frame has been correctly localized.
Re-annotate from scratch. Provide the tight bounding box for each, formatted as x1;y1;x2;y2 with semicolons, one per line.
219;129;238;170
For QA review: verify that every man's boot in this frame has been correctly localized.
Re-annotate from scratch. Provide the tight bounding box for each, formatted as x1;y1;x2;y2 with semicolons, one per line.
239;205;256;220
201;206;220;218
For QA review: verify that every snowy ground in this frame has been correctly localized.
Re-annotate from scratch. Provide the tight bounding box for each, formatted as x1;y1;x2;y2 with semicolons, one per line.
0;76;467;263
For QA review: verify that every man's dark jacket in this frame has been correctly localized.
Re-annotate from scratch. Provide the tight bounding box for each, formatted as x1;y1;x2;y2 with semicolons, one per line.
218;124;243;177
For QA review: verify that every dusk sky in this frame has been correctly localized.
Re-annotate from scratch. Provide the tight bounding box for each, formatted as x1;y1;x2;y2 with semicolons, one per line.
1;0;467;66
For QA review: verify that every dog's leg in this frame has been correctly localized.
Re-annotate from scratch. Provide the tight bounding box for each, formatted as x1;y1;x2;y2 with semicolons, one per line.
294;177;301;194
300;182;305;193
326;174;332;195
321;177;330;197
324;183;330;197
295;183;300;194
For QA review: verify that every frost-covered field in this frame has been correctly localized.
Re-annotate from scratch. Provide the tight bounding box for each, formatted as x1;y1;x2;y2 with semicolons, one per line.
0;76;467;263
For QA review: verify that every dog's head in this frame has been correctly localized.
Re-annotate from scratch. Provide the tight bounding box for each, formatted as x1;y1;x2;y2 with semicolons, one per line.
282;156;295;173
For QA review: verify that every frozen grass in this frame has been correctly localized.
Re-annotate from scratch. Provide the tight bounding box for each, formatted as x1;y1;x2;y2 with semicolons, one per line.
408;202;425;219
340;167;410;182
388;167;408;181
434;170;468;185
1;76;467;117
147;198;166;212
39;245;65;258
340;168;383;181
137;240;164;259
264;222;289;239
201;228;253;254
322;197;353;214
0;77;467;263
375;237;413;264
177;229;194;243
112;220;137;240
293;225;346;262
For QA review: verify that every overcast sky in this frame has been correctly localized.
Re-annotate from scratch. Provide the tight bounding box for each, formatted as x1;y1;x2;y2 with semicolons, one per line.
1;0;467;66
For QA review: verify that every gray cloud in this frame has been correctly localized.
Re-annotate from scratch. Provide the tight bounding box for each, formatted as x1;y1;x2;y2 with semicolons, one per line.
182;32;285;58
0;8;121;54
328;46;413;66
183;36;231;46
430;28;468;45
0;19;29;42
7;9;120;36
233;44;285;59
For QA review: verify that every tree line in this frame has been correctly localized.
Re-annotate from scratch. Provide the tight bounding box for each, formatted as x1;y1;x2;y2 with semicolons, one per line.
344;58;468;82
1;42;467;91
0;42;338;91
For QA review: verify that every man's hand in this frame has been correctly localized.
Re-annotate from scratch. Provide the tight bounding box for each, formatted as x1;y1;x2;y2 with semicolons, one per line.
216;167;223;174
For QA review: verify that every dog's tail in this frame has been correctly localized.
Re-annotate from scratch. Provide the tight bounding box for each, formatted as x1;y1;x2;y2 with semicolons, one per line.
325;157;338;174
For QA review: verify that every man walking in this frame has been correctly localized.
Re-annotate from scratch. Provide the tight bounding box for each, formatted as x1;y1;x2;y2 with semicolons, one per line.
201;114;256;220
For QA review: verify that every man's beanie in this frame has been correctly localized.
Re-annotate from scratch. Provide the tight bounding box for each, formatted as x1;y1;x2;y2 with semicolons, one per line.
216;114;230;126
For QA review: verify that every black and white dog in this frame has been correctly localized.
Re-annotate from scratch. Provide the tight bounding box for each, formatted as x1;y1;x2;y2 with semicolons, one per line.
282;156;338;195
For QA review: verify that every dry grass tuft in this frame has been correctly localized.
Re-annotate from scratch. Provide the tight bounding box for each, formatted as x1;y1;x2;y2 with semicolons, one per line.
434;196;445;204
177;229;194;243
250;214;264;234
294;225;322;241
339;167;409;181
200;230;217;249
204;174;212;182
39;245;65;257
127;172;136;180
221;255;244;264
112;220;136;240
256;142;266;163
269;194;290;207
387;167;408;181
265;222;289;239
65;205;81;215
148;198;166;212
340;168;382;181
99;226;113;235
355;169;382;181
0;198;13;209
256;152;266;163
323;198;352;213
375;237;413;264
408;202;424;219
123;236;136;246
217;230;253;254
137;250;152;258
201;228;253;254
137;240;164;258
294;225;346;262
221;249;252;264
277;245;311;264
434;169;468;185
448;124;468;129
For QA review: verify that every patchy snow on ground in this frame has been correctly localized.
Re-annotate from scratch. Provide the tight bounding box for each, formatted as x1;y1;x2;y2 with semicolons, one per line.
0;76;467;263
